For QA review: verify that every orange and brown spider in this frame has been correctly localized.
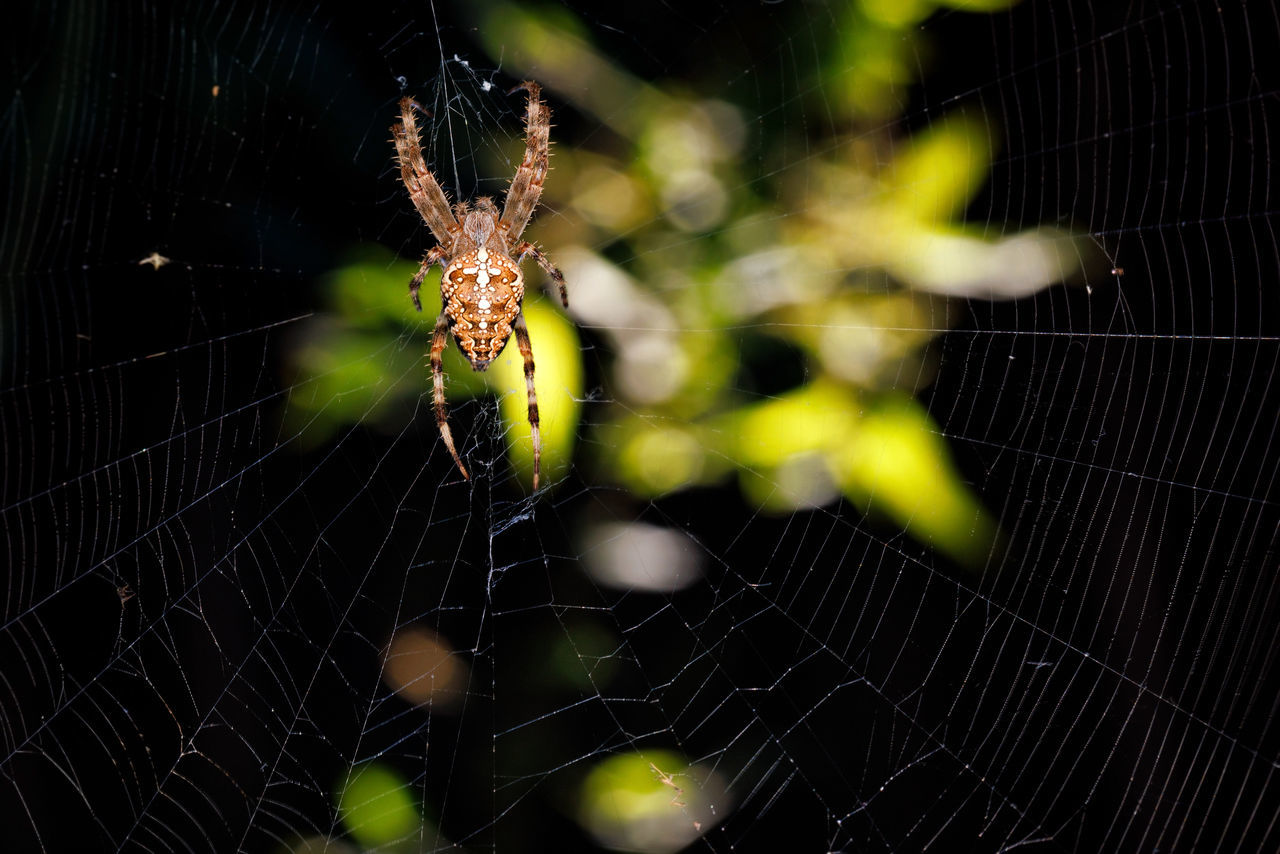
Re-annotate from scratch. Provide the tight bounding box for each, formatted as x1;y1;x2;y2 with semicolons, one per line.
392;81;568;490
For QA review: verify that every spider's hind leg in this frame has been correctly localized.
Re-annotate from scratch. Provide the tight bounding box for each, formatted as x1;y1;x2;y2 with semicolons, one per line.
430;312;470;481
512;314;542;490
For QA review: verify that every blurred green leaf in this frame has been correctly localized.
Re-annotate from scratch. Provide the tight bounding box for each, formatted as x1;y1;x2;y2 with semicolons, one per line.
336;764;421;850
326;253;439;328
283;324;421;449
833;394;998;566
546;620;620;689
937;0;1022;11
577;750;726;853
885;114;993;225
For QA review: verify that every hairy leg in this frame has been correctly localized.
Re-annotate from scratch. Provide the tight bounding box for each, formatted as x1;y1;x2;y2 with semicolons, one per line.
408;245;448;312
430;313;469;481
512;314;542;490
514;241;568;308
393;97;457;244
500;82;551;243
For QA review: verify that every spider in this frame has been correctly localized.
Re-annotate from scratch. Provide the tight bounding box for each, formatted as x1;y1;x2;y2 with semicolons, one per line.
392;81;568;490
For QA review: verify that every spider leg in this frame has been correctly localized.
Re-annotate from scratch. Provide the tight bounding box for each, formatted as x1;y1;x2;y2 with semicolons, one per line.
430;313;469;481
394;97;458;244
513;241;569;308
512;313;542;490
409;245;448;312
500;81;551;243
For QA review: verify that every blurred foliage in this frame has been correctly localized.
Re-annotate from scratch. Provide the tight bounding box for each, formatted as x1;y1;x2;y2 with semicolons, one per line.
335;763;433;851
576;750;728;853
285;0;1094;564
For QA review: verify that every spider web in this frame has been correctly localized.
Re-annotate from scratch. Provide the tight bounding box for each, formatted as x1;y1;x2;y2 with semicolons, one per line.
3;1;1278;852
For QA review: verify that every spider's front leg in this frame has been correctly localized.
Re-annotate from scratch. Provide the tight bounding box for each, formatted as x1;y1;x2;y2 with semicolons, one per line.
430;313;469;481
408;245;448;312
513;241;568;308
501;81;551;243
394;97;457;244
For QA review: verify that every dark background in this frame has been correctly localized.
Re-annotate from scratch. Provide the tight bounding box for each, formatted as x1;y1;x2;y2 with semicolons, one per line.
3;1;1278;851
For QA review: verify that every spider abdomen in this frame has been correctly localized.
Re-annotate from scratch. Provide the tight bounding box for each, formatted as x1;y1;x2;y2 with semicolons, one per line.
442;246;526;370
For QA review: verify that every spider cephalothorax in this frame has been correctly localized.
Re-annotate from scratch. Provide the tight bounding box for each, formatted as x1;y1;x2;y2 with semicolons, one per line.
392;82;568;489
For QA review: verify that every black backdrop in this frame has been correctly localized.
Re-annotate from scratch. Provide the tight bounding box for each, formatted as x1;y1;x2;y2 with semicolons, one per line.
3;1;1278;852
